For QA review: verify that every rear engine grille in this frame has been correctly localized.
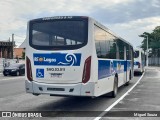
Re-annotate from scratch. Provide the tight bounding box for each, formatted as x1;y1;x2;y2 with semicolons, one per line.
47;88;65;91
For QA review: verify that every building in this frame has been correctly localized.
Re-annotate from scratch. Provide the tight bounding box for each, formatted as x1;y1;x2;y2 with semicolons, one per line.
0;41;15;58
16;39;26;59
14;48;25;59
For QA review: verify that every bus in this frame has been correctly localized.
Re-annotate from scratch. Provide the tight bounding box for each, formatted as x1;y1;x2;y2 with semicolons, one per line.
134;48;145;74
25;16;134;98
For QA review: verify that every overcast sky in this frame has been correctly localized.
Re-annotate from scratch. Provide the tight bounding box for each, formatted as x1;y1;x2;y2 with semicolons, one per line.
0;0;160;47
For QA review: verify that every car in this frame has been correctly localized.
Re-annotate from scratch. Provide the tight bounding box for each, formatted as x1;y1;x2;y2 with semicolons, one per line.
3;63;25;76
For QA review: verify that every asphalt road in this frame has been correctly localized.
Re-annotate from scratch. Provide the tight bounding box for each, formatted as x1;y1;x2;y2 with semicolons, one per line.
0;75;25;98
0;72;142;120
101;67;160;120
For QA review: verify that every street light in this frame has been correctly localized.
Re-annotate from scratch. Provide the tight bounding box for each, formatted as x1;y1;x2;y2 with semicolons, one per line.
139;33;149;67
147;35;148;67
146;35;149;67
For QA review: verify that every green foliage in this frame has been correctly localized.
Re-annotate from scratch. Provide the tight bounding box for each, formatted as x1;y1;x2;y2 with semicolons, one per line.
22;51;25;59
139;26;160;57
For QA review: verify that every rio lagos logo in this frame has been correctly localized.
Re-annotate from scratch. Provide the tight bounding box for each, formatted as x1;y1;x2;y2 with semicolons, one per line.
34;57;56;63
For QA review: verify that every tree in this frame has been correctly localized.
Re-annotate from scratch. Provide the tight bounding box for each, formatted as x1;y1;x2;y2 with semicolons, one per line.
151;26;160;49
22;51;25;59
139;32;151;51
139;26;160;57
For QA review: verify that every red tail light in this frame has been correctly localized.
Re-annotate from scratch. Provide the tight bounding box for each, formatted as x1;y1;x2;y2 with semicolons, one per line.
26;56;33;81
138;62;141;68
82;56;91;83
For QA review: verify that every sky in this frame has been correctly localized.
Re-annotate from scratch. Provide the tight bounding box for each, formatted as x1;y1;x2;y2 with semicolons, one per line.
0;0;160;48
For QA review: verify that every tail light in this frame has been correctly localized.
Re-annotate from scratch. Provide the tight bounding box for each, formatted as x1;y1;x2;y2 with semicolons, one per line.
138;62;141;68
82;56;91;83
26;56;33;81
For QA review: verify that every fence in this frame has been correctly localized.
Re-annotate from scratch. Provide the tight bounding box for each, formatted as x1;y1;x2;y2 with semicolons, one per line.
0;58;5;73
149;57;160;66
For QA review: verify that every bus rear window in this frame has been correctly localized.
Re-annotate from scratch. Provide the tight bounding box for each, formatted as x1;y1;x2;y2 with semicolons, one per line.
134;51;139;58
29;19;88;50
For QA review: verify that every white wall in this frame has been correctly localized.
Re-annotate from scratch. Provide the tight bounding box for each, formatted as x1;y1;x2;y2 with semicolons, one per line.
0;58;5;72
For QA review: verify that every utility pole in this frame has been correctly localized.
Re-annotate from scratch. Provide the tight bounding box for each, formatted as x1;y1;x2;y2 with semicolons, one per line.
140;34;149;67
146;35;148;67
12;33;14;59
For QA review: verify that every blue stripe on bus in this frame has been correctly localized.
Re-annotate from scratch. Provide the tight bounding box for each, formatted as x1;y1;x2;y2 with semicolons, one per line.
33;53;81;66
98;60;131;80
98;60;111;79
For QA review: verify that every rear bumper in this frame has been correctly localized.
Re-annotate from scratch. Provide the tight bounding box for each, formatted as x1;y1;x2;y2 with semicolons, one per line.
134;68;143;73
25;80;95;97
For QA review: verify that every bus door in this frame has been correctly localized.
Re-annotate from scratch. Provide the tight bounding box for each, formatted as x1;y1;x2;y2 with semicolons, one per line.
124;46;127;84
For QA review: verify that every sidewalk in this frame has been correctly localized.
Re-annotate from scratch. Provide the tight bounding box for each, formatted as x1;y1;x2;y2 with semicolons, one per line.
106;67;160;118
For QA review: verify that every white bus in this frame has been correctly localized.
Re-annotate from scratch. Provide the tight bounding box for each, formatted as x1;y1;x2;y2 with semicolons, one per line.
134;48;145;74
25;16;134;98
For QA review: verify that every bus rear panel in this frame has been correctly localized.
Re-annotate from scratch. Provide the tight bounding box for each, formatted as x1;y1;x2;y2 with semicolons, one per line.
134;49;145;74
25;16;96;97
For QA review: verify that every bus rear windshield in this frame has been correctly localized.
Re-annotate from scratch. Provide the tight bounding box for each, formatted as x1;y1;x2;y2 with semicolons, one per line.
29;19;88;50
134;51;139;58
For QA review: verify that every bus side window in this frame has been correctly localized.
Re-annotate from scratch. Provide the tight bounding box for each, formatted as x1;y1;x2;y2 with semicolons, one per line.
95;41;101;57
117;40;125;60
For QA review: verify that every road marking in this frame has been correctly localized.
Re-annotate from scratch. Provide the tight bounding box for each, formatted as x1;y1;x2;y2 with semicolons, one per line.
94;70;145;120
0;76;25;81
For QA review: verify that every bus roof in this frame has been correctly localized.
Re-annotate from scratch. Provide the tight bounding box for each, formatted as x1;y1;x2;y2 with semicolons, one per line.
29;16;133;47
90;17;133;47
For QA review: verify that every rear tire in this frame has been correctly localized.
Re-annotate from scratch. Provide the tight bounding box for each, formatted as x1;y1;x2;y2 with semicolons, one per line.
125;71;131;86
139;71;142;75
3;73;7;76
111;77;118;98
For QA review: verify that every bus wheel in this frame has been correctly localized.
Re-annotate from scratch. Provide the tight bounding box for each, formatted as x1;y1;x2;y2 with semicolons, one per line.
111;77;118;98
139;72;142;75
